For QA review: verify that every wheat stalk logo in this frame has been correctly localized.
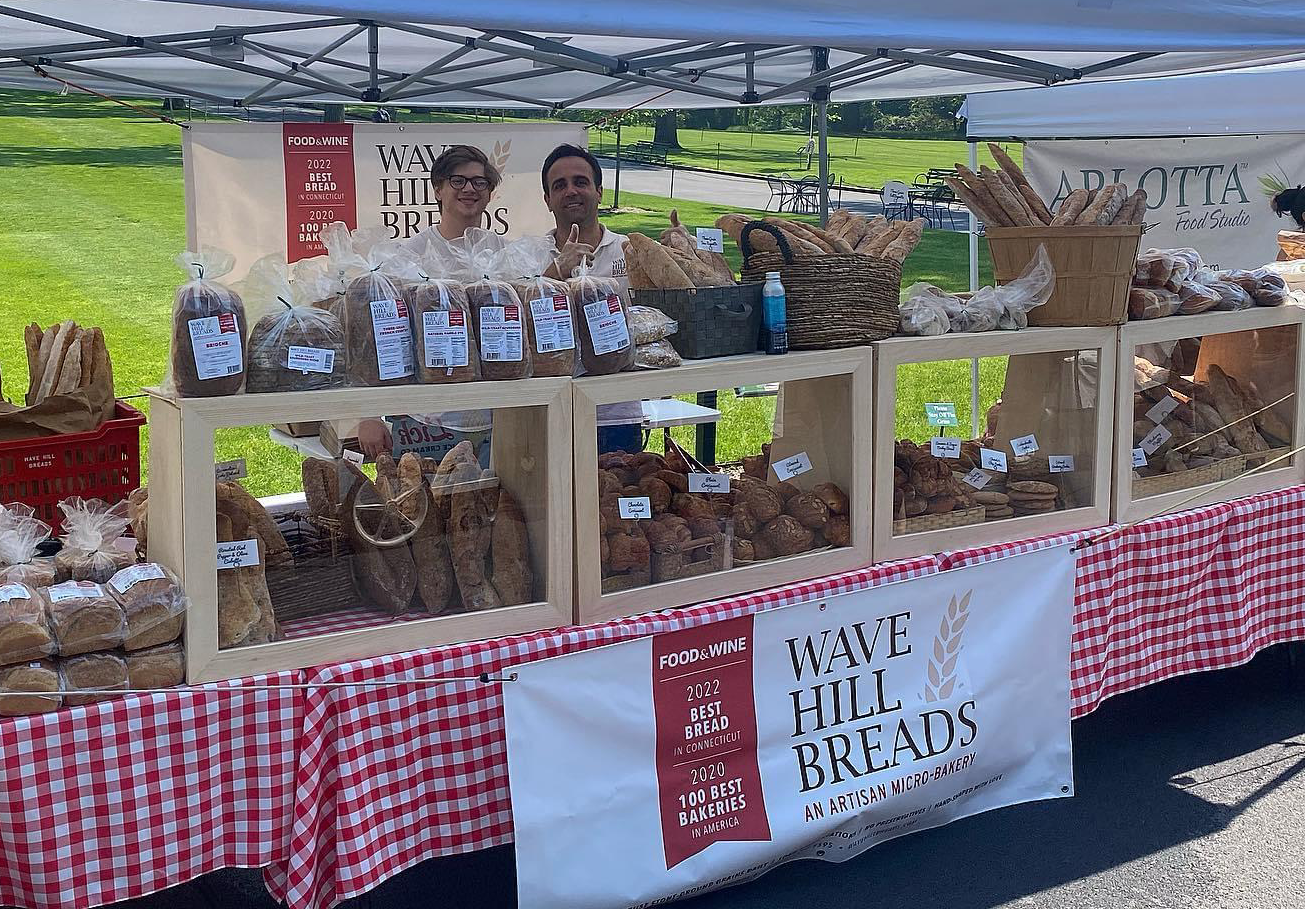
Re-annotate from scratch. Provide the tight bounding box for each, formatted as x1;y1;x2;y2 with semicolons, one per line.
923;590;971;702
491;139;512;172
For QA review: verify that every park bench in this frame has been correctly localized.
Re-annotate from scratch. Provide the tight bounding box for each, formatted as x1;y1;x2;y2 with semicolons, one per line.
623;141;673;164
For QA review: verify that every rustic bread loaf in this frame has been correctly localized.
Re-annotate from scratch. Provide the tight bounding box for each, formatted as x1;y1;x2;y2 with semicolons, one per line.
171;274;247;397
125;640;185;690
107;563;186;651
468;280;530;380
46;581;125;656
0;660;61;715
61;651;128;706
0;583;55;665
513;276;576;377
406;279;478;384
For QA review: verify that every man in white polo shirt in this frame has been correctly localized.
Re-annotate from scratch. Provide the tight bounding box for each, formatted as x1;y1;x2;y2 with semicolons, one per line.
541;143;630;299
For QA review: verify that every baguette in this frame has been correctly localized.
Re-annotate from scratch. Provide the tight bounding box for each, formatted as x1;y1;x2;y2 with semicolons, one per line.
89;328;112;394
838;214;874;249
831;237;855;254
1112;188;1148;225
53;329;83;395
1077;182;1126;225
762;218;828;255
980;166;1031;226
23;324;41;399
31;324;56;403
766;218;836;254
1051;188;1090;225
79;328;95;387
955;164;1013;228
863;220;905;257
35;320;75;404
943;176;1002;226
664;244;720;287
826;209;852;237
658;210;696;255
995;168;1039;225
625;232;693;290
987;143;1052;224
881;218;925;264
693;248;735;285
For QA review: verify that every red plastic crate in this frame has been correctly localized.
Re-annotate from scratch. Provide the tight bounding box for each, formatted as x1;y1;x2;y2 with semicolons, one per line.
0;401;146;536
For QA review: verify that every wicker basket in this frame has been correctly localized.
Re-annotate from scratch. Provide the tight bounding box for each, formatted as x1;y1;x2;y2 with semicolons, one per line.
631;285;763;360
986;223;1143;327
894;505;986;535
264;511;363;622
739;221;900;349
1132;454;1246;499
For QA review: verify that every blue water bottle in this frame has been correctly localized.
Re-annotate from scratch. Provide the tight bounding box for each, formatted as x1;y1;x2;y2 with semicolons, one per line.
762;271;788;355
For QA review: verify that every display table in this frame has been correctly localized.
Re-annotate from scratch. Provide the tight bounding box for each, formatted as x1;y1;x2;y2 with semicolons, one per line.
0;488;1300;909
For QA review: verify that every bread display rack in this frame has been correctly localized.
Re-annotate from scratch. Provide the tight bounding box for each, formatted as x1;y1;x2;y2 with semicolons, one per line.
573;349;872;624
874;326;1117;561
1113;303;1304;523
146;380;572;683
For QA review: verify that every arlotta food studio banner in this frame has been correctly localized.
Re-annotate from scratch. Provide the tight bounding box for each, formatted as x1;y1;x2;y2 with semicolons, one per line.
504;546;1075;909
182;121;585;278
1023;135;1303;270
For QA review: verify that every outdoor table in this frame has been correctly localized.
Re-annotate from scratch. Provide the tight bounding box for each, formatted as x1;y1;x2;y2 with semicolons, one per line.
0;486;1299;909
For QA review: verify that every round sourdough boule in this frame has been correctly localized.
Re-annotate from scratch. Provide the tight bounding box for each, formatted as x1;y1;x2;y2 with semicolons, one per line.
760;515;814;556
973;491;1009;505
1008;480;1058;496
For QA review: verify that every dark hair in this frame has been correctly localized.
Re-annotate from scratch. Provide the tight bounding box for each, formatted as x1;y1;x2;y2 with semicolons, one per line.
541;143;602;193
430;144;502;191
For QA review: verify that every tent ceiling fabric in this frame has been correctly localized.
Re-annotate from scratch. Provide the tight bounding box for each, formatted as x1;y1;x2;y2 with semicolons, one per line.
0;0;1300;109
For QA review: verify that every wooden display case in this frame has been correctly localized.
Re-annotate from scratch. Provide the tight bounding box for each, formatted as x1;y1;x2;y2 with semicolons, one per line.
1114;304;1304;523
873;327;1117;561
573;350;873;624
146;380;572;683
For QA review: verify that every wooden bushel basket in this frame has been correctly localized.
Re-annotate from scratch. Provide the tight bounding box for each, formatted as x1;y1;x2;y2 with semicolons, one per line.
986;223;1143;327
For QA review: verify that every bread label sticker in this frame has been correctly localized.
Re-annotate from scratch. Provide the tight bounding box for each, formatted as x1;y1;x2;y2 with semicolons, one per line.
0;584;31;603
1145;396;1180;424
1010;434;1040;456
924;403;958;427
47;581;104;603
689;473;731;494
342;449;365;465
479;305;524;362
188;314;244;381
979;448;1008;472
584;295;632;356
695;228;724;253
1132;447;1148;468
214;458;247;482
930;437;961;458
216;539;261;570
109;563;167;594
287;345;336;375
529;295;576;353
618;497;652;520
369;298;414;380
1048;455;1076;473
422;310;470;368
1139;423;1171;455
962;468;992;490
773;451;813;481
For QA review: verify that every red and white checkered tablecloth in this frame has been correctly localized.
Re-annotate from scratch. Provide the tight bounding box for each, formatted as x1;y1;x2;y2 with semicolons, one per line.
269;487;1304;909
0;670;304;909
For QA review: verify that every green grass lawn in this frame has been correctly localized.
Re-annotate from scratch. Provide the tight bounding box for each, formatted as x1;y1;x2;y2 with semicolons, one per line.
588;124;1020;190
0;91;1001;495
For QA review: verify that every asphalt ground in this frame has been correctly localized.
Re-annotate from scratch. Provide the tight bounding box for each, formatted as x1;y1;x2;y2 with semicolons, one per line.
81;641;1303;909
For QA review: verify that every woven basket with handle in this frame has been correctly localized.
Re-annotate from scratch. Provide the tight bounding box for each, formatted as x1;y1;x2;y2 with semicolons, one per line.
739;221;900;349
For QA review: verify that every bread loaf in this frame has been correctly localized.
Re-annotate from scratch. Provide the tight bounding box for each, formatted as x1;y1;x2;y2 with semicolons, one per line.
406;279;478;383
0;660;61;715
340;462;416;614
171;251;248;396
570;271;634;375
490;489;532;606
301;458;340;524
625;233;693;290
513;276;576;377
108;562;185;651
342;270;415;386
0;583;55;665
125;640;185;689
1051;189;1090;225
437;444;501;611
47;580;125;656
246;305;346;393
468;279;530;379
61;651;128;706
55;496;134;584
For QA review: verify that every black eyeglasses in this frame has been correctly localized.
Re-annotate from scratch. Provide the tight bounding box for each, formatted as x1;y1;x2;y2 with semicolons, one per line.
447;175;491;192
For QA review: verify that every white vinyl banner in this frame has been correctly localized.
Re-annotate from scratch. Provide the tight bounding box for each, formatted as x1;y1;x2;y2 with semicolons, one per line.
505;546;1076;909
1023;135;1304;271
182;121;586;278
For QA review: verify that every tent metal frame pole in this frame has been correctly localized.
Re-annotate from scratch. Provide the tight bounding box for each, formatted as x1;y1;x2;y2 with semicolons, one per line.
240;25;368;105
968;140;981;441
880;49;1051;84
487;29;631;72
385;64;573;103
27;58;234;105
830;59;921;92
246;35;516;87
1076;52;1159;75
817;100;829;224
955;50;1077;80
236;36;361;96
0;38;216;70
378;43;473;100
757;52;878;101
366;22;380;99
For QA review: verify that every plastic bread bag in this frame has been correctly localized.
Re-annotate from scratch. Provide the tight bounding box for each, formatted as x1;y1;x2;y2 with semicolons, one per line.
46;580;126;657
504;236;577;377
0;582;56;664
0;660;61;716
568;258;634;375
241;254;346;393
950;286;1004;332
1176;280;1224;315
1166;247;1206;274
629;306;679;345
898;283;963;336
168;247;248;397
54;497;134;584
0;506;56;587
635;339;682;369
107;562;187;651
1248;267;1290;306
1257;259;1305;292
402;249;478;384
1133;250;1176;288
323;222;415;387
1128;287;1181;320
464;230;531;380
993;244;1055;330
1215;268;1259;295
1205;280;1254;311
293;255;346;316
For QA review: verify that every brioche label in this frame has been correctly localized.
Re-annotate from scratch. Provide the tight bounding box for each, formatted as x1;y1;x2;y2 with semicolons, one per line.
370;298;414;380
479;305;524;362
109;563;167;594
188;314;243;380
0;584;31;603
48;581;104;603
530;295;576;353
422;310;470;368
584;295;631;355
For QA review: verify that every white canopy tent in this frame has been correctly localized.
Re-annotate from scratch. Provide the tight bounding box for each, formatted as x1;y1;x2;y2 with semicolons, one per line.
962;60;1306;138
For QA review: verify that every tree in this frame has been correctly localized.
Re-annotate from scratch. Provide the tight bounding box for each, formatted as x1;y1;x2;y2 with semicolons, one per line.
653;110;681;147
